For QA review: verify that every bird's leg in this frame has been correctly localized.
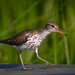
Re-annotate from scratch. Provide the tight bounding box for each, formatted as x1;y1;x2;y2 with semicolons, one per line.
35;48;55;66
19;51;32;70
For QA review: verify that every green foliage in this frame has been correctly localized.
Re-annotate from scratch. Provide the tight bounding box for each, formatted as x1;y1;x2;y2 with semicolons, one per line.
0;0;74;64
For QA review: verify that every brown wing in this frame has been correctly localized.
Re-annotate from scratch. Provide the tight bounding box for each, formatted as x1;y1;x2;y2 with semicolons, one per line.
0;30;31;46
9;32;28;46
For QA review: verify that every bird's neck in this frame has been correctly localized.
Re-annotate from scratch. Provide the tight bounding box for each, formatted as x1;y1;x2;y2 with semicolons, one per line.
41;28;51;37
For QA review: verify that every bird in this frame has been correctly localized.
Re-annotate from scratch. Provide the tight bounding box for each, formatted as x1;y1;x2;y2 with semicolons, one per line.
0;22;67;70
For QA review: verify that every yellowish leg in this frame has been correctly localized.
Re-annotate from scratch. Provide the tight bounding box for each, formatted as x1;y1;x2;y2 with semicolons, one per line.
35;48;55;66
19;51;32;70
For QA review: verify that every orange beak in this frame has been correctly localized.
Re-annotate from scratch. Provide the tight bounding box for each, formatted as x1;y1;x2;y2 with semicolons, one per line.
57;29;67;36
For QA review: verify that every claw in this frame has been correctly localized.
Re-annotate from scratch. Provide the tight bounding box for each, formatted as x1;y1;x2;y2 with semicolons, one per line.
23;67;32;70
45;61;55;66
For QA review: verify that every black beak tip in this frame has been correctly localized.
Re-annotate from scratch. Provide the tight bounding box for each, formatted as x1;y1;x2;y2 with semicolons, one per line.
64;33;67;36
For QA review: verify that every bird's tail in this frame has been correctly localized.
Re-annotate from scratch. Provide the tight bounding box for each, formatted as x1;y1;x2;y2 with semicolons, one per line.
0;39;9;44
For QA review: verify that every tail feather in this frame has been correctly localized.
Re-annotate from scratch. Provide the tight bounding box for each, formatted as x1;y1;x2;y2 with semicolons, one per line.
0;39;10;44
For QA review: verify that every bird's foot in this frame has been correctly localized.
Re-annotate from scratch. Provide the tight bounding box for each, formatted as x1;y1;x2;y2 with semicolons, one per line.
45;61;55;66
22;67;32;70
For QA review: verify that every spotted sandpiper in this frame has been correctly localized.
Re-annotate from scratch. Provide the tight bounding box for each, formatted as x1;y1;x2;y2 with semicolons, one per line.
0;22;67;70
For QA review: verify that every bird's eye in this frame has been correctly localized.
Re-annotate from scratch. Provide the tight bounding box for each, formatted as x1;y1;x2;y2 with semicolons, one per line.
51;25;54;27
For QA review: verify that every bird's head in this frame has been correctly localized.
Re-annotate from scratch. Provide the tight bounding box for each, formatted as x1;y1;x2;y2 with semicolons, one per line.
44;22;67;36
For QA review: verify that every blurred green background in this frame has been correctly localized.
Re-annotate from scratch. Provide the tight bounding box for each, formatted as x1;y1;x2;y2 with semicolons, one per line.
0;0;75;65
